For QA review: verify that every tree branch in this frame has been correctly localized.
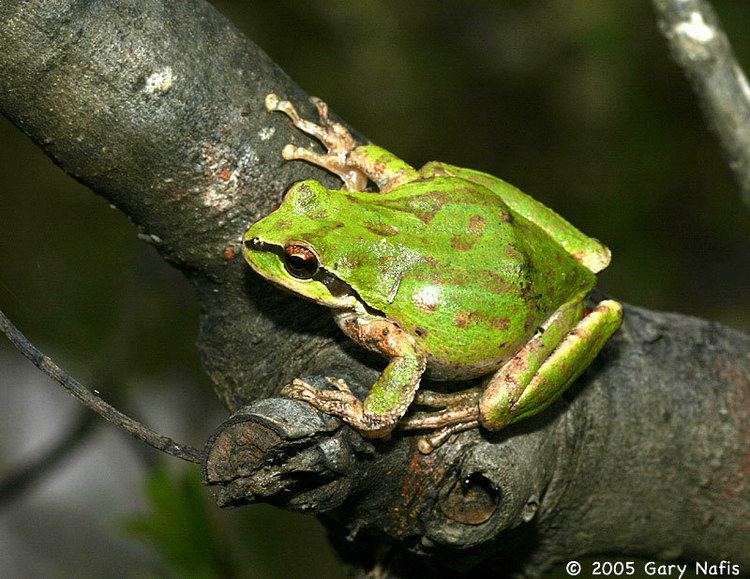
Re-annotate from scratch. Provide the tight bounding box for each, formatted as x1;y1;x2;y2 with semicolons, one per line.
652;0;750;209
1;1;749;575
0;310;204;464
202;305;750;575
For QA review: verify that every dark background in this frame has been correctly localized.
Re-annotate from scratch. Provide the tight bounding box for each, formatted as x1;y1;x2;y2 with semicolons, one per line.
1;2;748;576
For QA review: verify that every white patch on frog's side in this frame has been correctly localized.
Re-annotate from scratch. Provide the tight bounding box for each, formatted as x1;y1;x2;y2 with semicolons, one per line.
674;12;715;44
258;127;276;141
144;67;174;95
735;64;750;103
413;285;442;310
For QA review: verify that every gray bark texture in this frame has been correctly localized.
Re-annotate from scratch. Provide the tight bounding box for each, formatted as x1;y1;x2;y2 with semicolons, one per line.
1;1;748;576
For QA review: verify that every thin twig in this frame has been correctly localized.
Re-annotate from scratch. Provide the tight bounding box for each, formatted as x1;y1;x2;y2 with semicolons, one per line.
0;309;205;464
652;0;750;209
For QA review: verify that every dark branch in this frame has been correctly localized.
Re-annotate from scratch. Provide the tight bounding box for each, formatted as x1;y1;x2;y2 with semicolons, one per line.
652;0;750;209
202;305;750;575
0;309;204;464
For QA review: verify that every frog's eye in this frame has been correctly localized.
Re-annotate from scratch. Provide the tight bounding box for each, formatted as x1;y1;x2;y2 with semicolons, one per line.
283;244;319;279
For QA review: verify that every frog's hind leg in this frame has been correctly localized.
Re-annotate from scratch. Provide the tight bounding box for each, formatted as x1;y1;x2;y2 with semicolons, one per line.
413;387;482;408
401;408;481;454
399;388;481;453
416;421;480;454
480;299;623;430
400;298;623;453
398;300;589;438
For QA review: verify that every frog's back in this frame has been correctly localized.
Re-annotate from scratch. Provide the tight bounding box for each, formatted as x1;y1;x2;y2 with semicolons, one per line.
320;176;596;380
421;161;612;274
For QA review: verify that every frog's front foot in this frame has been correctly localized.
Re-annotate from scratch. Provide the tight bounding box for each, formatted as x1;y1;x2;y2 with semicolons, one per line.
400;388;483;453
265;93;368;191
281;378;395;439
265;93;420;192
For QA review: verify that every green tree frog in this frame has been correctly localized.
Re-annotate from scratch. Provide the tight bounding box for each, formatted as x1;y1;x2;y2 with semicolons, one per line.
243;94;623;453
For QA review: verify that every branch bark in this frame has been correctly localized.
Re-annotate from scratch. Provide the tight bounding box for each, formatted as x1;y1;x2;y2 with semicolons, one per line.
653;0;750;210
202;306;750;576
1;1;748;576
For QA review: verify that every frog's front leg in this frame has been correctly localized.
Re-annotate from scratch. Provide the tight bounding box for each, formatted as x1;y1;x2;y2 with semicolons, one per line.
402;299;623;452
282;313;427;438
266;94;419;192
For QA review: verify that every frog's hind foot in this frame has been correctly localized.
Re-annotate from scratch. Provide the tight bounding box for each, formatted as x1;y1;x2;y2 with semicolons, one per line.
413;387;482;408
399;403;480;432
399;389;481;453
265;93;367;191
416;421;480;454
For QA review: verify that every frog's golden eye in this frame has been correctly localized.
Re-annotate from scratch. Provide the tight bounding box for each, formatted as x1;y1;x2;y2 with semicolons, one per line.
283;244;319;279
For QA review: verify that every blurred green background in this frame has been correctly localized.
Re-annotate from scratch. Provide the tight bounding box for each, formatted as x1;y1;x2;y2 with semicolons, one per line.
1;1;748;577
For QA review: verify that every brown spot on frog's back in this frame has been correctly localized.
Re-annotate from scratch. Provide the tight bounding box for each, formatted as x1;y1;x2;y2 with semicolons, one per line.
365;221;399;237
308;208;329;220
455;311;511;332
490;316;511;331
477;270;518;295
381;190;453;224
417;302;437;313
505;244;524;261
451;235;476;251
469;214;487;235
455;311;482;328
376;254;396;273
